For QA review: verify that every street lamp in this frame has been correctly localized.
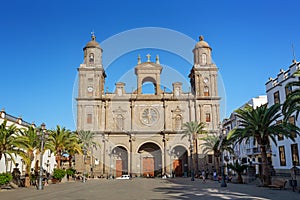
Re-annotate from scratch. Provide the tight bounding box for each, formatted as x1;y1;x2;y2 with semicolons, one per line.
138;150;144;177
189;134;195;181
37;123;48;190
168;148;175;178
218;128;227;187
83;144;87;183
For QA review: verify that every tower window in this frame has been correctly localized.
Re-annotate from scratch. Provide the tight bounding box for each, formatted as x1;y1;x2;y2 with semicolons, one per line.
116;114;124;130
205;113;211;122
89;53;94;63
174;114;182;130
87;114;93;124
204;86;209;96
201;53;207;65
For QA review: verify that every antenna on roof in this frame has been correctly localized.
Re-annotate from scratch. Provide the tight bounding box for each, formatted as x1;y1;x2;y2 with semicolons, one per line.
292;43;297;63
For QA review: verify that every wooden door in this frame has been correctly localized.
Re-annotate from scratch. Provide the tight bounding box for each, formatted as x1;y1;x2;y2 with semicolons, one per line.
173;159;182;177
116;160;123;177
143;157;154;177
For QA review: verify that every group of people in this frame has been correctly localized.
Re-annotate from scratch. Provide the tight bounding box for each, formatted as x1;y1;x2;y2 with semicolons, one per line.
198;170;232;183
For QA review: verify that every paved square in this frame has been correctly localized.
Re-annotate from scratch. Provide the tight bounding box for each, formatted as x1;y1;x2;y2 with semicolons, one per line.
1;178;299;200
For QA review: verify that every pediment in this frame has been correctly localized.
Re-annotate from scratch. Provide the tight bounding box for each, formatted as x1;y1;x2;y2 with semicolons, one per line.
135;62;162;72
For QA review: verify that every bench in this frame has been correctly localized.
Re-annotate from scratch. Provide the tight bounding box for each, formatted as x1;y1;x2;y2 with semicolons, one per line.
268;179;287;190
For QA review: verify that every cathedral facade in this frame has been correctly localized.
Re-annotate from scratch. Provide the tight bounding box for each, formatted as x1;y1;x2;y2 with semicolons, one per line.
76;34;221;178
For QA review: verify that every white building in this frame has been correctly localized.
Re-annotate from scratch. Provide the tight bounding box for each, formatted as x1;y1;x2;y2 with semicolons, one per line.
0;109;56;176
223;95;268;175
265;61;300;175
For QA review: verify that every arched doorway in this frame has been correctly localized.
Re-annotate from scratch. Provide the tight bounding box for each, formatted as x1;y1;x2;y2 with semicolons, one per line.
111;146;128;177
170;146;188;177
138;143;162;177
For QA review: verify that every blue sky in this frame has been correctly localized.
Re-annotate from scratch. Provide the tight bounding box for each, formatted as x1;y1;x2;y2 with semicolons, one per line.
1;0;299;130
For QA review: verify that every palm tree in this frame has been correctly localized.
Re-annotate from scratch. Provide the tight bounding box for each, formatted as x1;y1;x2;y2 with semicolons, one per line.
0;120;24;172
182;121;206;176
283;69;300;120
201;133;233;174
47;126;74;169
227;160;248;184
228;104;299;186
65;132;82;168
77;130;99;150
16;126;40;176
77;130;100;175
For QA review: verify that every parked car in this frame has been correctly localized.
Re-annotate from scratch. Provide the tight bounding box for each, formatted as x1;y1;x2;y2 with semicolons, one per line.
116;175;131;180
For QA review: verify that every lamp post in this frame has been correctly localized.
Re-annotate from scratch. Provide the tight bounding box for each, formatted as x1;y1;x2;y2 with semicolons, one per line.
138;150;144;177
218;126;227;187
37;123;47;190
83;144;87;183
189;134;195;181
169;148;175;178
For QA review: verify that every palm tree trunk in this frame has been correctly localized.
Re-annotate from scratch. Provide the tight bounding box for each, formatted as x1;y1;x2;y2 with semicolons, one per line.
56;155;61;169
69;155;73;168
260;145;271;186
237;173;243;183
4;155;8;172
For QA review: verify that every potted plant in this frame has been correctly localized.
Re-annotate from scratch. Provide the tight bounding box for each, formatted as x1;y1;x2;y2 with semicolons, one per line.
0;172;12;188
52;169;66;183
66;168;76;181
227;160;248;184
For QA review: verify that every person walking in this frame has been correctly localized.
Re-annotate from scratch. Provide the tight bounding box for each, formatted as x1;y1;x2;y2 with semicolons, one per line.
213;170;217;181
202;170;206;183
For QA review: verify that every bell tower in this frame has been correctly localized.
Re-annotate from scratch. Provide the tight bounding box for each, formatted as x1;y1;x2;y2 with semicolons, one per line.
77;33;106;131
189;36;220;132
189;36;218;97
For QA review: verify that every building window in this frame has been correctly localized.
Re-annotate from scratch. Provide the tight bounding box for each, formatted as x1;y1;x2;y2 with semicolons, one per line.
201;53;207;65
289;116;296;138
279;146;286;166
273;91;280;104
204;86;209;96
291;144;299;166
174;114;182;130
208;155;213;163
89;53;94;63
205;113;211;122
252;138;256;146
116;114;124;130
87;114;92;124
285;85;292;97
276;120;283;141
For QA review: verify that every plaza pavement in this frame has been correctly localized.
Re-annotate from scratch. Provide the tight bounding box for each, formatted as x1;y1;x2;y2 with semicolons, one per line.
0;178;299;200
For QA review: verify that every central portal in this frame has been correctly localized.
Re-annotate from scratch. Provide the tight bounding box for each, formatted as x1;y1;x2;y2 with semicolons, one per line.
138;142;162;177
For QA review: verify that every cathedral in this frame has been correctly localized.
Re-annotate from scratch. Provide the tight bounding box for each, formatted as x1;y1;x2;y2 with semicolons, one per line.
76;34;221;178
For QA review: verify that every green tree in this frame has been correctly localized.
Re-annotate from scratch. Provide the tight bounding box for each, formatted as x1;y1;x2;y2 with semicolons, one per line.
228;104;299;186
283;69;300;120
227;160;248;184
0;120;24;172
200;133;233;174
16;126;40;177
77;130;99;150
65;131;82;168
47;126;74;169
182;121;206;173
77;130;100;175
